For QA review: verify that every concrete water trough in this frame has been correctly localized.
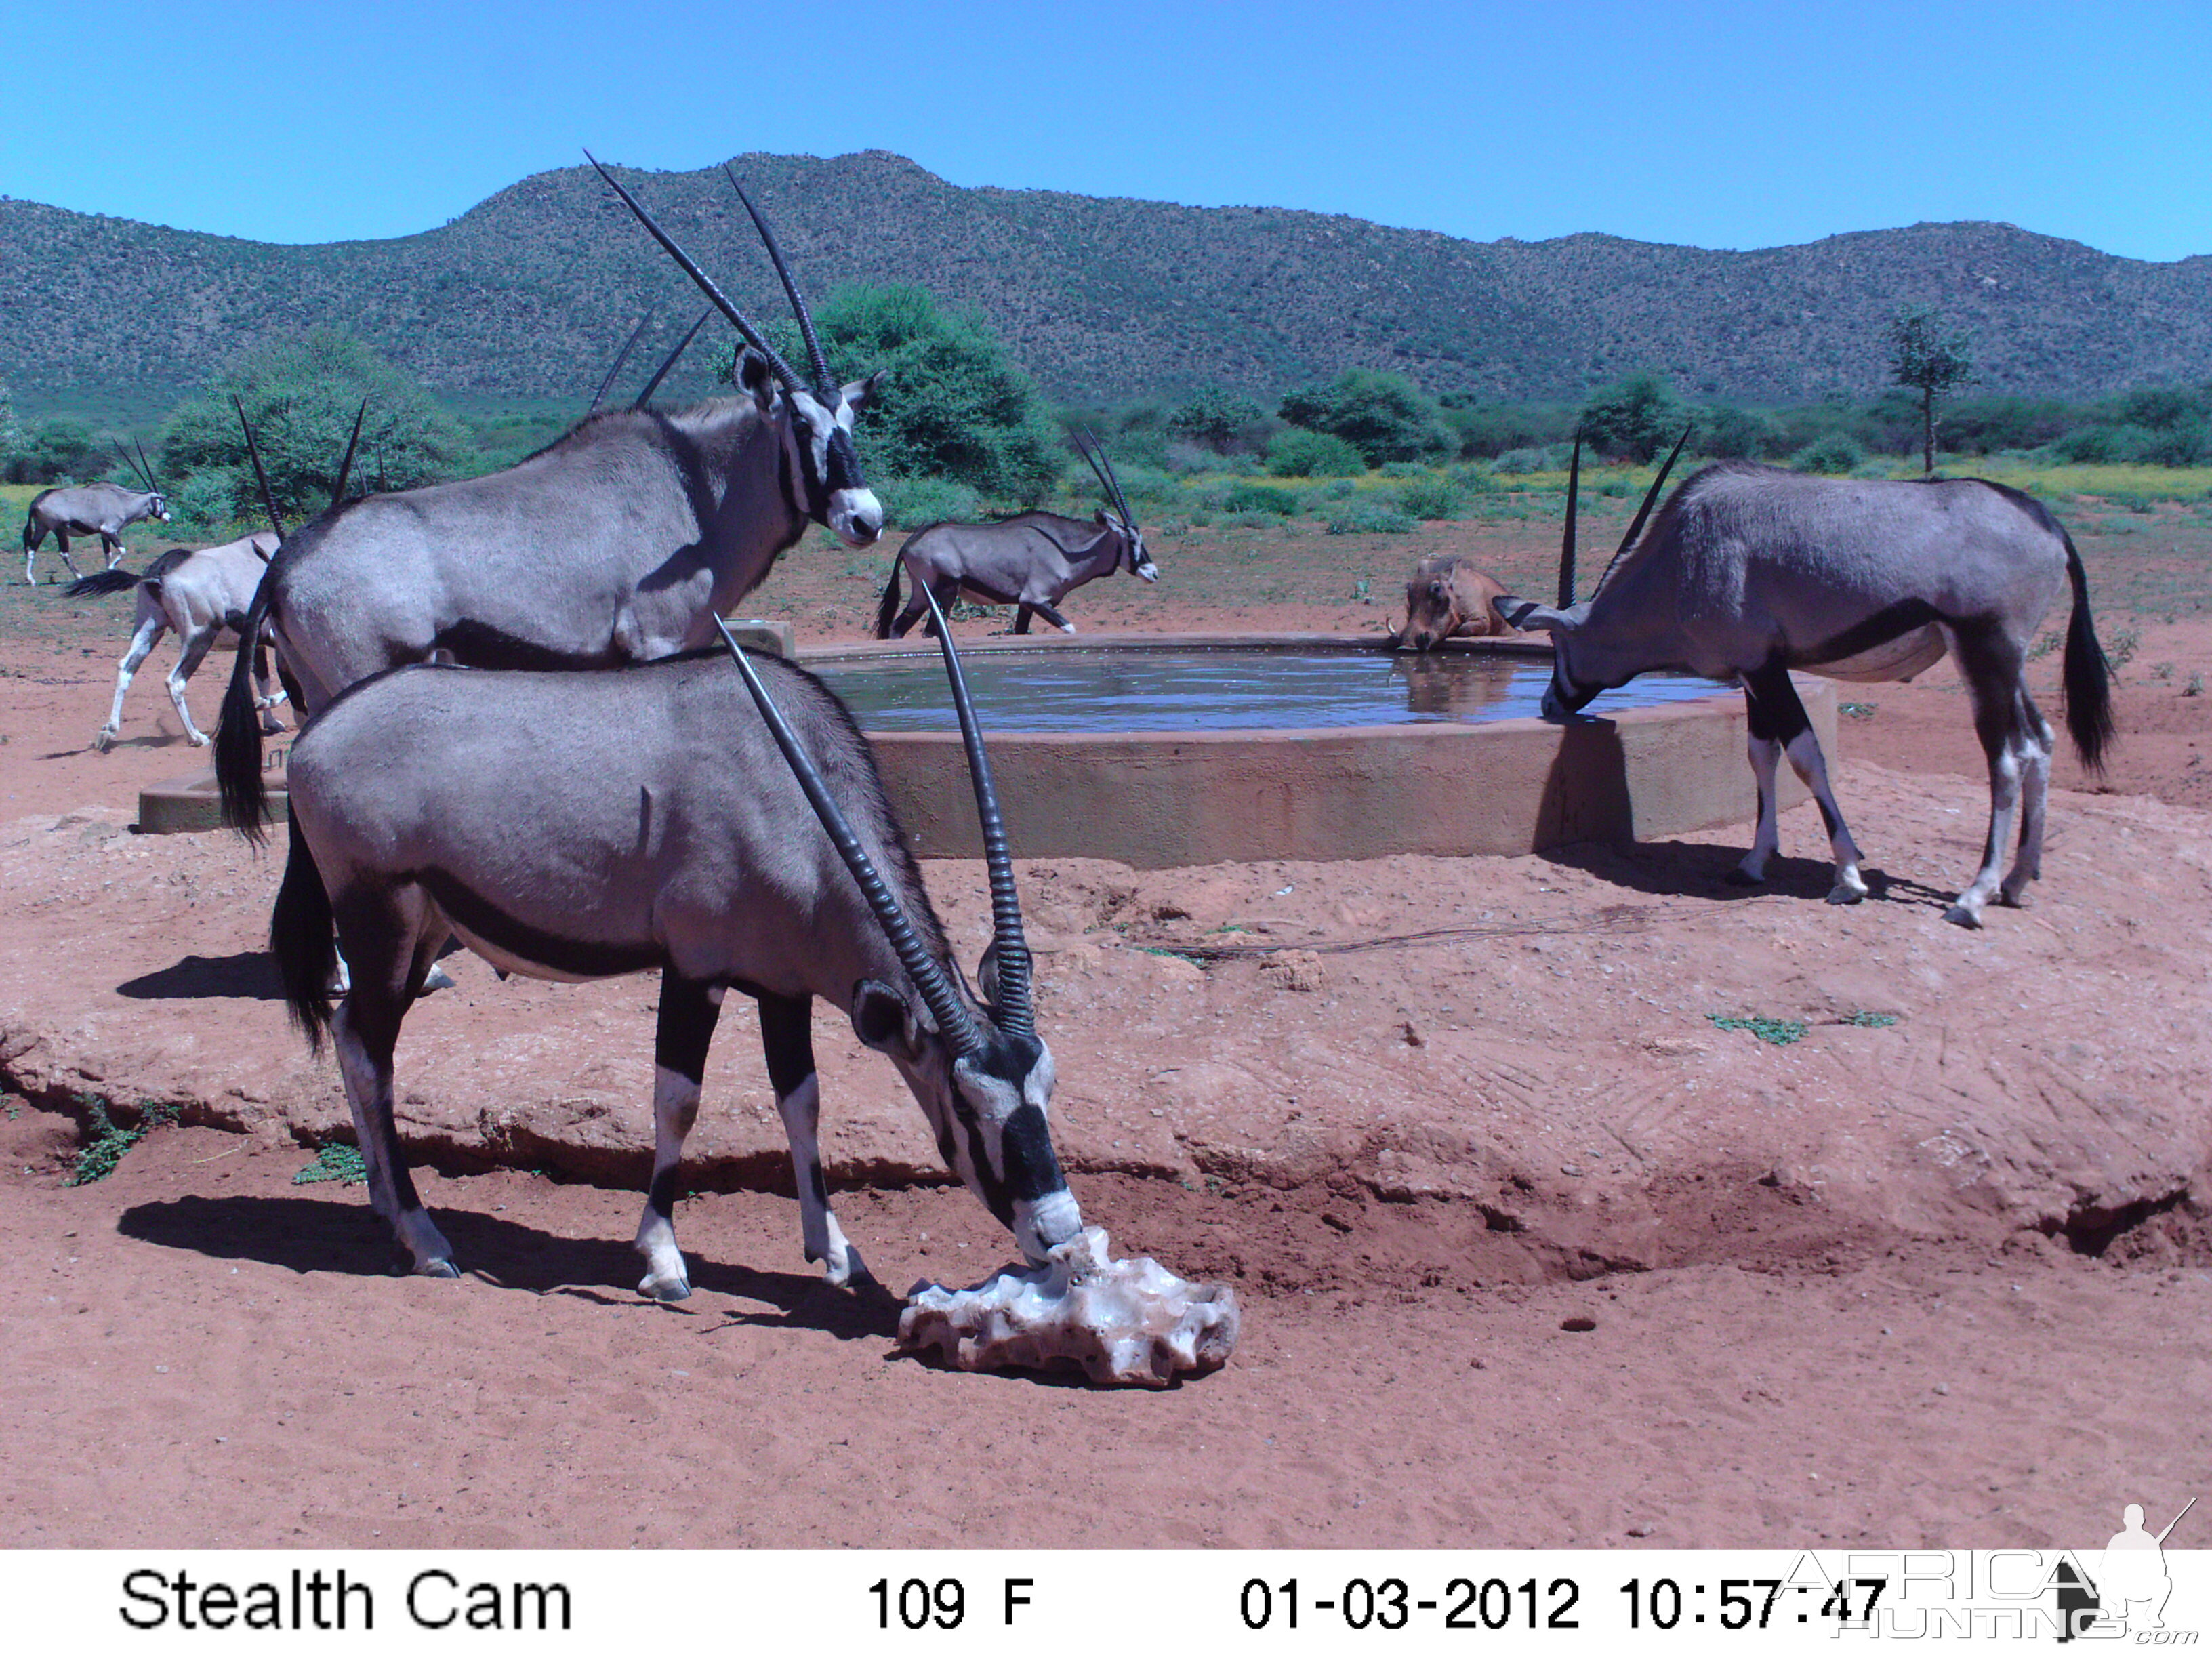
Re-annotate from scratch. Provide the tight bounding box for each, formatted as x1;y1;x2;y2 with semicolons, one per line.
138;633;1832;865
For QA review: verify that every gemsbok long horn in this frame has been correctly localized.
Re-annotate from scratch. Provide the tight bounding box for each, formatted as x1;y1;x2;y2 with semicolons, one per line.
1593;422;1694;598
584;151;806;394
1558;432;1583;607
1076;428;1134;529
331;399;368;508
632;309;711;411
113;440;149;491
916;582;1034;1040
723;166;834;394
233;396;286;541
136;438;161;496
712;617;985;1058
591;308;657;412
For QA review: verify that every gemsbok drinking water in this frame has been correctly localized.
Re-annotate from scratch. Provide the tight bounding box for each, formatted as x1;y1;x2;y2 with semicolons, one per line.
1492;458;2114;927
270;590;1080;1294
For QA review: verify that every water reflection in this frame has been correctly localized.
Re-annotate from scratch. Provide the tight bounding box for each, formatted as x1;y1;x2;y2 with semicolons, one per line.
811;647;1720;734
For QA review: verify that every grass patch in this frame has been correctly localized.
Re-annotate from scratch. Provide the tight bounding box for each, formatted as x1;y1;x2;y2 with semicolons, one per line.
65;1095;178;1186
293;1143;369;1185
1841;1011;1898;1028
1708;1014;1807;1046
1839;701;1877;719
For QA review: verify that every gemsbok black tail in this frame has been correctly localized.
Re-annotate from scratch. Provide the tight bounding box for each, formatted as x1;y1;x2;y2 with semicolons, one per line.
270;818;337;1053
874;554;903;639
64;567;142;597
2059;529;2114;776
214;572;276;842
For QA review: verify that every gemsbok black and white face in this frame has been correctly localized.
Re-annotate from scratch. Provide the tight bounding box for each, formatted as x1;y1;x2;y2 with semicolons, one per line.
1109;512;1158;583
855;989;1079;1263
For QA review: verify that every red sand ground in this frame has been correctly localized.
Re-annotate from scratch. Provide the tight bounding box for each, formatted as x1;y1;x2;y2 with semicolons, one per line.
1;572;2207;1551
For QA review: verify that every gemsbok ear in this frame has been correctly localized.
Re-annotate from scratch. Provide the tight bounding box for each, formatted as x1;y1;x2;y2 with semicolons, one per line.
843;370;886;412
737;350;776;414
1493;594;1574;633
851;978;926;1061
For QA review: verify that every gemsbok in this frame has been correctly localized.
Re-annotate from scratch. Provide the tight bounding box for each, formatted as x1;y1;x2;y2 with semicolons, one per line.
1492;458;2114;927
874;429;1155;638
216;157;886;838
270;588;1080;1294
21;441;171;583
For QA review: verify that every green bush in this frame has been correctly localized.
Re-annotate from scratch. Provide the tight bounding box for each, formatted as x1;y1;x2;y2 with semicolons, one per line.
3;417;118;487
725;283;1061;503
1223;480;1300;516
1168;386;1269;451
1701;404;1787;460
1324;496;1416;535
163;327;470;524
1265;428;1368;478
1792;432;1864;474
1278;369;1455;466
1578;372;1689;462
1494;446;1551;474
878;474;983;527
1395;474;1465;520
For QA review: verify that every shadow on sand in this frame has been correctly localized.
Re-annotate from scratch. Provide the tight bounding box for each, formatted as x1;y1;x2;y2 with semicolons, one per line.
117;951;286;1001
117;1193;901;1342
1538;836;1959;914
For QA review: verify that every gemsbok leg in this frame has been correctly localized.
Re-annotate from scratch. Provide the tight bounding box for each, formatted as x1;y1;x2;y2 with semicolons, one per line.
1733;661;1867;904
329;884;457;1275
97;605;168;752
759;991;865;1286
634;972;722;1301
1948;624;2049;927
163;624;221;747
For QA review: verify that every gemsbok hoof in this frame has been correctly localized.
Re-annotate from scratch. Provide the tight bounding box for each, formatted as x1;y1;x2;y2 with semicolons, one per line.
1725;867;1763;888
638;1273;691;1303
1825;884;1866;906
1942;903;1982;930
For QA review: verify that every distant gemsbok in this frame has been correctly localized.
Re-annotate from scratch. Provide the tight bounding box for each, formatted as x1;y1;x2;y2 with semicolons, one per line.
216;157;886;838
270;589;1081;1294
20;441;170;584
874;429;1155;637
1493;459;2114;928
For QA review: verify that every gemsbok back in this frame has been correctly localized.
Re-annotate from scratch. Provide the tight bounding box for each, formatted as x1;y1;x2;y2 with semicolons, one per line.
1493;459;2113;927
216;157;885;838
270;592;1080;1294
21;441;171;584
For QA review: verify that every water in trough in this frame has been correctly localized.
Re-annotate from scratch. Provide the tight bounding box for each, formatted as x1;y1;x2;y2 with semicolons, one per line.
811;645;1719;733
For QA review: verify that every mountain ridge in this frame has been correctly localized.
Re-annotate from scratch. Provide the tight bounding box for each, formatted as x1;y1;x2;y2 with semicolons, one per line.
7;150;2209;411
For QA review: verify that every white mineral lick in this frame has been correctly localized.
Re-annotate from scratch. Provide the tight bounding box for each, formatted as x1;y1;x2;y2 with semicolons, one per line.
897;1225;1241;1387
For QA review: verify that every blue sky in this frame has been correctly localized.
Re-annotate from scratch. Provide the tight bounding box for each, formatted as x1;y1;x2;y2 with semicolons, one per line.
7;0;2208;261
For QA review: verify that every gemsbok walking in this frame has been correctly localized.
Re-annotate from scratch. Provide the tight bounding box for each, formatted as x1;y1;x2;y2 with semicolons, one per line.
216;157;886;837
1492;459;2114;927
21;442;171;584
875;429;1155;637
270;590;1080;1294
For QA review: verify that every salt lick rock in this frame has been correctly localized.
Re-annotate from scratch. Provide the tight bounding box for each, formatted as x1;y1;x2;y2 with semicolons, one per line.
898;1226;1242;1387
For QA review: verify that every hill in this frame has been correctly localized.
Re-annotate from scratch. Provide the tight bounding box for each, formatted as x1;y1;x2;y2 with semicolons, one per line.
5;150;2211;414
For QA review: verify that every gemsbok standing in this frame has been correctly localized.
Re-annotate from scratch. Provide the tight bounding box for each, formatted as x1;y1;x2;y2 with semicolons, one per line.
874;429;1155;637
216;157;886;837
21;442;171;584
1492;459;2114;928
271;590;1080;1295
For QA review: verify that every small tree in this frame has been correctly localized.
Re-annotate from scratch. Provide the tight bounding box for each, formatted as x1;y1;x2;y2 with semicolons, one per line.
717;282;1060;503
1887;304;1975;476
162;328;470;525
1277;369;1454;466
1577;371;1687;462
1168;386;1267;453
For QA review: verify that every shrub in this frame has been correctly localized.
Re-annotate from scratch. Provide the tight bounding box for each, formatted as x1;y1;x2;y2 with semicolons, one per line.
1265;428;1368;478
1494;446;1551;474
1278;369;1456;465
1168;386;1268;451
1578;371;1689;462
725;283;1061;503
163;328;470;523
1223;480;1300;516
878;474;983;527
1792;433;1864;474
1323;496;1416;535
1395;474;1465;520
1701;404;1787;461
3;417;115;486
